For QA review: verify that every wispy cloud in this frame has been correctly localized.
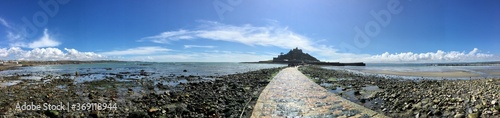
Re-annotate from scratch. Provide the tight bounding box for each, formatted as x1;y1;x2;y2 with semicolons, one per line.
27;29;61;48
139;22;335;54
139;30;195;44
125;50;273;62
7;31;24;41
0;47;103;60
100;46;171;56
1;17;27;42
335;48;497;63
0;17;10;28
184;45;216;49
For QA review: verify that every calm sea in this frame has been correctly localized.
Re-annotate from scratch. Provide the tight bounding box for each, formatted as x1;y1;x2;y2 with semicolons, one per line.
0;62;286;82
2;62;499;82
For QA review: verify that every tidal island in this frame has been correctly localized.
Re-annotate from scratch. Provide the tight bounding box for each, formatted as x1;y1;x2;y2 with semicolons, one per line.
245;47;365;66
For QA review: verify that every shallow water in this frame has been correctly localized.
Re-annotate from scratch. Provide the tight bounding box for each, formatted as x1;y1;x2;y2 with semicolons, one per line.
0;62;286;86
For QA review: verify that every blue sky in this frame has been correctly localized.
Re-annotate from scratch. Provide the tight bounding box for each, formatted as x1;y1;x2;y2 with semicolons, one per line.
0;0;499;62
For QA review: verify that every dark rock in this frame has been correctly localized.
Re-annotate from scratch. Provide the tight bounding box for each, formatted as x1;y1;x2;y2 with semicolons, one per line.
360;98;366;103
119;72;131;74
354;90;361;95
89;111;100;118
128;111;150;118
44;110;59;117
88;93;96;99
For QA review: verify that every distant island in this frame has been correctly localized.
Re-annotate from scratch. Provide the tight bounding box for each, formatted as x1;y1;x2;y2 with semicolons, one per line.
245;47;365;66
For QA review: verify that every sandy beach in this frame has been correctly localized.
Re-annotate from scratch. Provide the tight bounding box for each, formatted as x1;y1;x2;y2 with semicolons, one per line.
362;70;481;77
490;72;500;76
485;71;500;76
0;65;18;71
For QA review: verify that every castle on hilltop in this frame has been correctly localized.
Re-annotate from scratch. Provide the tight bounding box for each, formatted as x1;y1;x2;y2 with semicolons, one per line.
272;47;319;63
253;47;365;66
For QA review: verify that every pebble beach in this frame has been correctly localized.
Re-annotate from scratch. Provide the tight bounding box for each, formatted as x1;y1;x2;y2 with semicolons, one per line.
299;66;500;118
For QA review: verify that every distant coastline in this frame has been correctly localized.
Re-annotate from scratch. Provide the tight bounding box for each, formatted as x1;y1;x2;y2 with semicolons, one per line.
425;61;500;66
0;60;122;71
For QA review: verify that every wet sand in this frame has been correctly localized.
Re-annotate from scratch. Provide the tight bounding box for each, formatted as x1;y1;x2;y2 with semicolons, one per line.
0;65;18;71
486;71;500;76
363;70;480;77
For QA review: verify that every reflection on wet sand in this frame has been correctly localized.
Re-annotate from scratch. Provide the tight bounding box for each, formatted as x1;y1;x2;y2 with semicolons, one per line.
362;70;481;77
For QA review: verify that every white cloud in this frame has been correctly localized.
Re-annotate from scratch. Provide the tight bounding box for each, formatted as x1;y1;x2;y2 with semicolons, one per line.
21;48;65;59
0;47;23;58
0;48;8;57
0;47;103;60
100;46;171;56
184;45;216;49
28;29;61;48
64;48;103;60
335;48;497;63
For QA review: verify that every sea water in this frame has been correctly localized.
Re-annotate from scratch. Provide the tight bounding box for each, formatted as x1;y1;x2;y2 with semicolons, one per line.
0;62;286;82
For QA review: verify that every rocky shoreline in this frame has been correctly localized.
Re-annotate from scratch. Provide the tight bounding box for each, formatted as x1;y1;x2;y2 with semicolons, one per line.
299;66;500;118
0;67;284;117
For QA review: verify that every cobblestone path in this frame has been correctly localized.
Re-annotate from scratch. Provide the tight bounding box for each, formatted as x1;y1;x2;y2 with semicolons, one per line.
251;67;387;118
